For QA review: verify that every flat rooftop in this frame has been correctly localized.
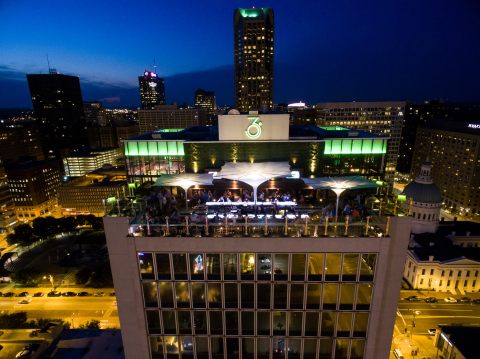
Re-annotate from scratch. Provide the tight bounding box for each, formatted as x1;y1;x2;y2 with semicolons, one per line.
439;326;480;358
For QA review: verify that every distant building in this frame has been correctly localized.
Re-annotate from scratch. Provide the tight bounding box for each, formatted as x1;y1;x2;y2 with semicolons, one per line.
138;105;208;134
435;325;480;359
234;8;274;112
58;169;127;216
411;120;480;216
139;70;166;109
0;121;44;163
84;101;107;126
63;148;122;177
403;221;480;293
0;164;16;233
27;73;86;157
87;124;140;150
313;101;406;183
194;89;216;116
6;159;61;220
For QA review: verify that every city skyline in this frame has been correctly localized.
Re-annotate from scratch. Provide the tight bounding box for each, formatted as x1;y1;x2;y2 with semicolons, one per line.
1;0;480;108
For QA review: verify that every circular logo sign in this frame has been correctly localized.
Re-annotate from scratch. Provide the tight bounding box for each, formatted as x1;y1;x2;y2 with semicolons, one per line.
245;117;262;139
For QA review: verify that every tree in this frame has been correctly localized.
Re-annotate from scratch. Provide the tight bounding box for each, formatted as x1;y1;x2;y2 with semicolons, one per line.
11;268;38;286
6;224;35;246
79;320;100;329
0;312;31;328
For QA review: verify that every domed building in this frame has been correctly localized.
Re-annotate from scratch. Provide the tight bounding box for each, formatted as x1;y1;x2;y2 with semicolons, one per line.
402;161;442;234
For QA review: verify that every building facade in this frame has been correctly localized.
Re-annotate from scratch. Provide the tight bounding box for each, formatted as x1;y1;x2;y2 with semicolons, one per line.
63;148;122;177
195;89;216;117
0;121;44;163
139;71;166;109
26;73;86;157
234;8;274;112
138;105;208;134
312;102;406;184
104;215;411;359
0;164;16;234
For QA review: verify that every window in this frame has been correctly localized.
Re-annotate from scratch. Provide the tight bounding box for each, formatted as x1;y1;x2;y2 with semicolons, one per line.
155;253;170;279
466;271;470;277
447;280;451;286
420;279;424;285
307;253;324;280
441;270;445;277
458;271;462;277
223;253;237;280
464;280;468;287
142;282;158;307
439;280;443;286
430;269;434;275
138;253;154;279
449;270;453;277
421;269;426;275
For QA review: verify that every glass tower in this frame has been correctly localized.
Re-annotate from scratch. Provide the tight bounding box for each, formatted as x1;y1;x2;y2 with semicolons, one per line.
139;71;166;109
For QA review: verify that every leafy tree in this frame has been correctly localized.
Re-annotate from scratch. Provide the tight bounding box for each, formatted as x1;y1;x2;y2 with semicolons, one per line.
11;268;38;286
0;312;31;328
6;224;35;246
37;318;71;329
79;319;100;329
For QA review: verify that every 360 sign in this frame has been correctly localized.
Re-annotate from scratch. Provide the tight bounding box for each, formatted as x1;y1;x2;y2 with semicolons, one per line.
245;116;263;139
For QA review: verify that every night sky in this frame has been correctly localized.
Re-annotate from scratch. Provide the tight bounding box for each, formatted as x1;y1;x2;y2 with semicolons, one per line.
1;0;479;108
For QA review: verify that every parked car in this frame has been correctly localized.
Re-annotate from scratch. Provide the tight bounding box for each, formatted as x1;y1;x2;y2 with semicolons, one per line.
77;291;91;297
459;297;471;303
473;299;480;304
47;291;61;297
427;328;437;335
33;292;44;297
94;292;105;297
405;296;422;302
109;292;115;297
3;292;14;297
444;297;457;303
16;292;29;297
424;297;438;303
62;291;76;297
18;299;31;304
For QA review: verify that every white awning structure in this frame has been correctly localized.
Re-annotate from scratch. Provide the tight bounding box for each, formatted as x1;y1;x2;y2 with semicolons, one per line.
217;162;292;203
153;173;214;207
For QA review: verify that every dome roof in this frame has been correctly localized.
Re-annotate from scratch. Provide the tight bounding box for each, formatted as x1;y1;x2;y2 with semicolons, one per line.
403;181;442;203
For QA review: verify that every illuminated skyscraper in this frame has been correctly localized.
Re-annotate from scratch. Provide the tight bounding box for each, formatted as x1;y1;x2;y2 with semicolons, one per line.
194;89;216;117
234;8;274;113
139;71;166;109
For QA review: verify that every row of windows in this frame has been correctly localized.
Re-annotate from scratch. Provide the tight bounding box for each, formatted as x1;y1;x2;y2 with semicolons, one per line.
142;282;373;310
149;336;365;359
146;310;369;338
139;253;376;282
410;262;480;278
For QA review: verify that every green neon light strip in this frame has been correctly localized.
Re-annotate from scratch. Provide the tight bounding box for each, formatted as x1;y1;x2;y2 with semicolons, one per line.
125;141;185;156
319;126;350;131
324;139;387;155
239;8;267;18
156;128;184;133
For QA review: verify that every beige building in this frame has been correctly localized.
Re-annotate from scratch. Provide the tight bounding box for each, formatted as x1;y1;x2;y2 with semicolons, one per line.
63;148;122;177
138;105;208;134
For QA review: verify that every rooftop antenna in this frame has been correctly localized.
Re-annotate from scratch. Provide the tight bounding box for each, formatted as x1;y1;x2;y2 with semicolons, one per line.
46;54;51;72
153;57;157;74
46;54;58;74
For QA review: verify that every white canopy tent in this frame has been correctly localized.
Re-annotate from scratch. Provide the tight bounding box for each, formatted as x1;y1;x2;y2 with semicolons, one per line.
217;162;292;204
153;173;214;208
302;176;379;222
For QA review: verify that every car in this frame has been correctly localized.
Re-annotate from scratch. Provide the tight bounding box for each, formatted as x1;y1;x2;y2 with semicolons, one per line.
15;349;31;358
94;292;105;297
33;292;44;297
444;297;457;303
62;291;76;297
18;299;31;304
424;297;438;303
16;292;29;297
459;297;471;303
47;291;61;297
473;299;480;304
109;292;115;296
405;296;422;302
77;291;91;297
3;292;14;297
427;328;437;335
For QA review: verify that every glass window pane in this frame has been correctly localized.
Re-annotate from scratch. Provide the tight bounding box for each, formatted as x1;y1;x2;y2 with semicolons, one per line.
325;253;341;281
164;335;179;355
178;311;191;334
321;312;336;336
304;312;319;336
223;253;238;280
162;311;176;334
225;311;239;335
273;337;286;358
242;311;254;335
288;312;303;336
257;311;270;335
339;283;355;310
240;253;255;279
209;311;223;335
224;283;238;308
336;312;352;337
350;339;366;359
211;337;224;358
206;254;221;280
308;253;324;280
180;336;194;357
194;311;207;334
150;336;164;358
291;254;306;280
190;253;204;280
319;338;333;359
258;337;270;359
342;254;359;281
273;311;286;335
335;339;349;359
208;283;222;308
323;283;338;309
226;337;239;358
175;282;190;308
191;283;205;308
287;338;301;358
172;253;188;280
353;312;369;337
274;284;288;309
146;310;161;334
159;282;174;308
195;337;209;356
258;253;272;280
257;283;271;309
241;283;255;308
303;339;317;359
290;284;304;309
356;284;373;310
306;284;321;309
360;254;376;281
274;254;288;280
155;253;170;279
242;337;255;358
143;281;158;307
138;252;154;279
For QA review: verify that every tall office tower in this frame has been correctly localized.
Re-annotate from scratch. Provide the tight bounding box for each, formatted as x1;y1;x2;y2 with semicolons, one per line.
195;89;216;117
0;164;16;234
139;71;166;109
234;8;274;113
27;72;87;157
138;105;206;134
84;101;107;126
314;102;406;183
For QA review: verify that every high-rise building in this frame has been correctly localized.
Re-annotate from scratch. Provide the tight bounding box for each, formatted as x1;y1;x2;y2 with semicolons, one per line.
139;71;166;109
194;89;216;117
0;164;16;234
26;73;86;157
138;105;208;134
84;101;107;126
63;148;122;177
313;102;406;183
0;121;44;163
234;8;274;113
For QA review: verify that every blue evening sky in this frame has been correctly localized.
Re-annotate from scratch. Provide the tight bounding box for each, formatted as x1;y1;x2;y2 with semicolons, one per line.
0;0;479;107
